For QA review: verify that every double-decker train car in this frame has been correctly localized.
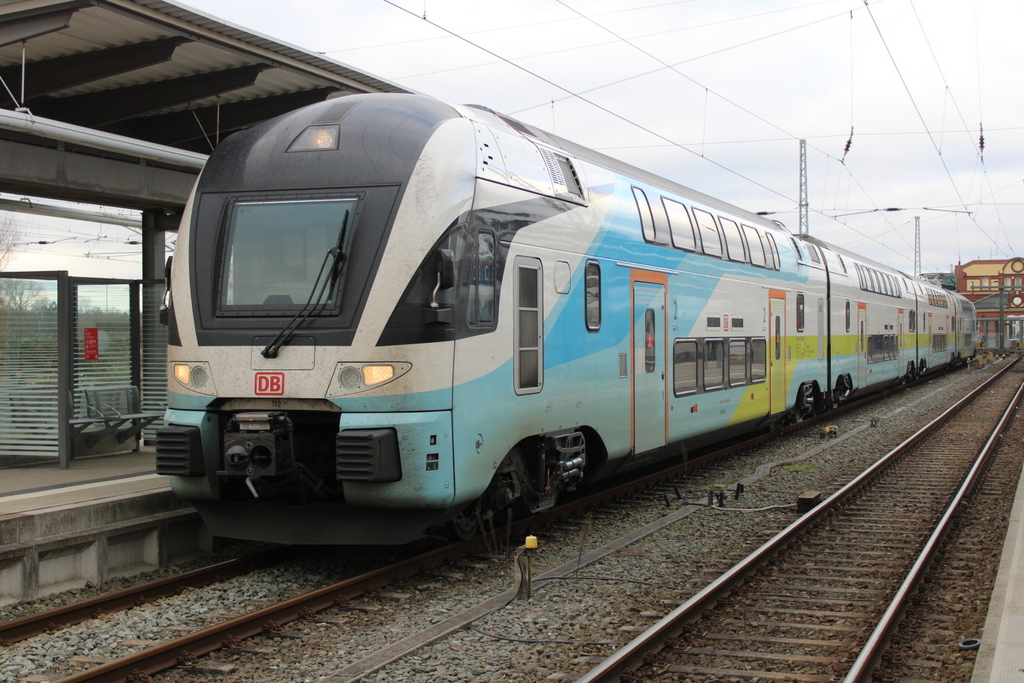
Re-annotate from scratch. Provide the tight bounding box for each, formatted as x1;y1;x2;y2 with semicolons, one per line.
155;93;976;544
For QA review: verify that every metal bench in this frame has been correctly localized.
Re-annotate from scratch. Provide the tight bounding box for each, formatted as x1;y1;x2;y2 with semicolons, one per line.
69;385;163;451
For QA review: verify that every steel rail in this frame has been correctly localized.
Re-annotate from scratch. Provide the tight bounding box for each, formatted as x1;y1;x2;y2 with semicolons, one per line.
575;357;1019;683
0;548;291;645
843;368;1024;682
43;363;987;682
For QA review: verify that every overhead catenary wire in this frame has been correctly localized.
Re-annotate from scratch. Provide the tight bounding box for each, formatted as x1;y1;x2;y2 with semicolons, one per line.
381;0;795;204
377;0;1007;272
381;0;903;258
861;0;1006;258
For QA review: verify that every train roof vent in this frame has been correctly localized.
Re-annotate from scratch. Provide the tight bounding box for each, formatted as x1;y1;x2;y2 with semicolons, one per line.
499;114;535;137
538;147;584;200
315;99;361;123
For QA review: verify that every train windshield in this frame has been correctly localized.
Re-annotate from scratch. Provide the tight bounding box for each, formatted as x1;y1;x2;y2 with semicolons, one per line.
220;198;357;311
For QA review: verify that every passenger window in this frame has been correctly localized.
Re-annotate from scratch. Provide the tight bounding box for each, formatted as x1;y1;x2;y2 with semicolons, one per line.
750;339;766;382
632;187;656;243
774;316;782;359
765;232;780;270
584;260;601;331
743;225;766;267
729;339;747;385
796;293;805;332
673;339;698;395
514;258;543;394
807;244;821;264
790;237;804;261
704;339;725;390
474;232;495;324
693;209;723;258
663;198;697;251
719;218;747;263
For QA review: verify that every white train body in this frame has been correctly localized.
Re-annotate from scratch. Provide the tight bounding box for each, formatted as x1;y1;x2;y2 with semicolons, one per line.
155;94;976;544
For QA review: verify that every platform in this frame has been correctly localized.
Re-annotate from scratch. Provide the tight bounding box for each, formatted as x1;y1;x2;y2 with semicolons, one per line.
972;443;1024;683
0;450;206;606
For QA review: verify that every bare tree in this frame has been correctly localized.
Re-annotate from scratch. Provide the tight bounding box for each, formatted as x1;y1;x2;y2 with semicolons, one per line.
0;214;18;271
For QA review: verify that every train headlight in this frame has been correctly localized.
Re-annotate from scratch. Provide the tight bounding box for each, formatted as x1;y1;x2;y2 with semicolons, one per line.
287;124;340;152
328;362;411;397
189;365;209;389
362;365;394;385
173;364;191;384
170;362;216;395
338;366;362;390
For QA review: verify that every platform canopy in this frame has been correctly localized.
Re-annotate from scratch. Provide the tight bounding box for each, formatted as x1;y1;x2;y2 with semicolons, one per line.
0;0;410;213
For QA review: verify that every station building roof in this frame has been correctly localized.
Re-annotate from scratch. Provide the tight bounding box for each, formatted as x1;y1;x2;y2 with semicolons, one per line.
0;0;411;211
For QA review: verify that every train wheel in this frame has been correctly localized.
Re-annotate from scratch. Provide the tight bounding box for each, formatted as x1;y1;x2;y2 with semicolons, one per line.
445;501;481;541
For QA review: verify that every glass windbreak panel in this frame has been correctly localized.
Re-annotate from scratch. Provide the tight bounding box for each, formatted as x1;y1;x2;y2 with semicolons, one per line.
729;339;747;385
74;284;132;403
141;283;167;443
220;198;357;311
673;340;698;395
0;278;60;465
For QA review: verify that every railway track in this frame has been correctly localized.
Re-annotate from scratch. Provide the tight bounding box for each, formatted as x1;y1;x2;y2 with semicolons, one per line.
0;363;999;682
0;549;290;646
577;357;1024;683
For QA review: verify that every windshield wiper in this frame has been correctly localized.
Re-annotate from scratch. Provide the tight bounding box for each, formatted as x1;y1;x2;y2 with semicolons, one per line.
261;210;349;359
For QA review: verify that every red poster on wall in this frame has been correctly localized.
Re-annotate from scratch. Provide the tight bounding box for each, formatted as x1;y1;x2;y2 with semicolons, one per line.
84;327;99;361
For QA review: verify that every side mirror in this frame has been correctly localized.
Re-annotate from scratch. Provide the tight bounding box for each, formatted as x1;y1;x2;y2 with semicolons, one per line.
436;248;454;289
159;256;172;326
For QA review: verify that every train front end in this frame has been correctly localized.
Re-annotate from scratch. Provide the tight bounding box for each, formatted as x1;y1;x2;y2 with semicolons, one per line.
155;94;476;544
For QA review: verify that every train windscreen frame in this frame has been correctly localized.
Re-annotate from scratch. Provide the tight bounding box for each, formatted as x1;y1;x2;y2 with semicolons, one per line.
217;197;358;316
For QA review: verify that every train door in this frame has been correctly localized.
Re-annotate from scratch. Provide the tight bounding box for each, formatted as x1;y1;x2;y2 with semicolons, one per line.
817;298;825;360
898;308;904;369
928;313;934;360
857;304;867;387
769;293;786;414
631;278;666;454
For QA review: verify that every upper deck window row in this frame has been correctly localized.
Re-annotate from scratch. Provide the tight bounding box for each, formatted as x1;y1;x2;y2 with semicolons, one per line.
855;263;903;299
631;187;780;271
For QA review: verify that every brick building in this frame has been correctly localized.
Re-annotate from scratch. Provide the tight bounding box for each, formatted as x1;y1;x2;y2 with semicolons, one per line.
953;259;1024;348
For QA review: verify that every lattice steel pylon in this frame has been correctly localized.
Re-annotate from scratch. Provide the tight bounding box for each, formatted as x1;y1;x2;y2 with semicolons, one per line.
799;139;808;235
914;216;921;277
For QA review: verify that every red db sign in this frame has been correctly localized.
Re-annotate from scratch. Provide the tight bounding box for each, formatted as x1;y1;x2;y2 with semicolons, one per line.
254;372;285;396
83;327;99;361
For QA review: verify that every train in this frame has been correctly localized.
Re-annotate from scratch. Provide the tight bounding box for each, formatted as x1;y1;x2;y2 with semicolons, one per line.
155;93;977;545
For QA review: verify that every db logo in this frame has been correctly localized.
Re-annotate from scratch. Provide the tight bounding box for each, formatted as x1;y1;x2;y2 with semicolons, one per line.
254;372;285;396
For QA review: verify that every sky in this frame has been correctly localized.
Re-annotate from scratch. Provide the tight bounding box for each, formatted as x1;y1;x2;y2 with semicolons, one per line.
4;0;1022;278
